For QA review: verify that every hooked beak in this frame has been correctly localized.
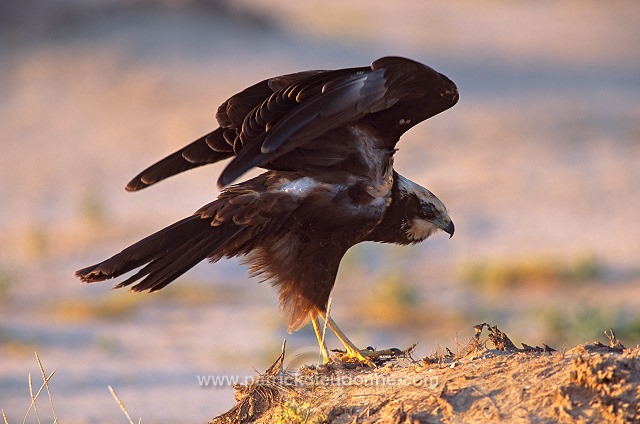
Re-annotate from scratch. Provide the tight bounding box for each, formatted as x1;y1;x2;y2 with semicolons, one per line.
440;217;455;238
444;220;455;238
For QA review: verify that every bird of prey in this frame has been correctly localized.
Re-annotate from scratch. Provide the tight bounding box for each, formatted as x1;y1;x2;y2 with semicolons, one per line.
75;56;458;366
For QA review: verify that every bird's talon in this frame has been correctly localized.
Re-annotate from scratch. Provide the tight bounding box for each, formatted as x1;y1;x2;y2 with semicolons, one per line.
337;348;377;368
332;346;406;367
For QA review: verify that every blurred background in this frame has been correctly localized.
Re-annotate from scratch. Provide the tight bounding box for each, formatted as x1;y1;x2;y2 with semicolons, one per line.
1;0;639;422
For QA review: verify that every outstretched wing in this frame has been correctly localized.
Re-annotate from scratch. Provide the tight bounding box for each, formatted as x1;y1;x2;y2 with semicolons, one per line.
126;56;458;191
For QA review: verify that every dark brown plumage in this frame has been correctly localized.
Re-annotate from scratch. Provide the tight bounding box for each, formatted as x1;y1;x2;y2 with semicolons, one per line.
75;56;458;364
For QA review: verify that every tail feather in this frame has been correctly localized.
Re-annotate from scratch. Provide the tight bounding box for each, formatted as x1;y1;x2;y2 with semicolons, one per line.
75;215;242;292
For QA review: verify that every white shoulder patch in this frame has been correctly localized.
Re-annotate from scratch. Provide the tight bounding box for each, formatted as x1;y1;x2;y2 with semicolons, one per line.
275;177;319;196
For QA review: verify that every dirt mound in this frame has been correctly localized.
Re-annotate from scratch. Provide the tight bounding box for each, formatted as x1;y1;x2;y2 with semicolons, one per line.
211;325;640;423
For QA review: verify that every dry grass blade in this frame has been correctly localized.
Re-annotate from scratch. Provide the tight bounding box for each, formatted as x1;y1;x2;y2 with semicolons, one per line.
3;408;9;424
22;374;56;423
108;385;140;424
34;352;57;424
27;373;41;424
22;352;57;424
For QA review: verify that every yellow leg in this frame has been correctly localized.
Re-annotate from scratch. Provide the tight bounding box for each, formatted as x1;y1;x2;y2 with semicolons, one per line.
325;315;376;367
309;310;403;367
309;311;331;364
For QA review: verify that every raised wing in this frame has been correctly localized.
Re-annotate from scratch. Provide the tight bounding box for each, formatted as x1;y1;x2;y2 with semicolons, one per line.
125;56;458;191
219;56;458;187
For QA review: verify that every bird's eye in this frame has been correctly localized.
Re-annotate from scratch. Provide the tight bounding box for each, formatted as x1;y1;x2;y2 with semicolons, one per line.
420;202;437;219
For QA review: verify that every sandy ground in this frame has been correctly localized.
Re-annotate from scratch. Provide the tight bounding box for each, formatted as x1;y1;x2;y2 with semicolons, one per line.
214;325;640;423
1;0;639;422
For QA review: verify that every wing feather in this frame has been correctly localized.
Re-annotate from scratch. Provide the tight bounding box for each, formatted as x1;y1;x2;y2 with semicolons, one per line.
124;57;458;191
125;130;232;191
